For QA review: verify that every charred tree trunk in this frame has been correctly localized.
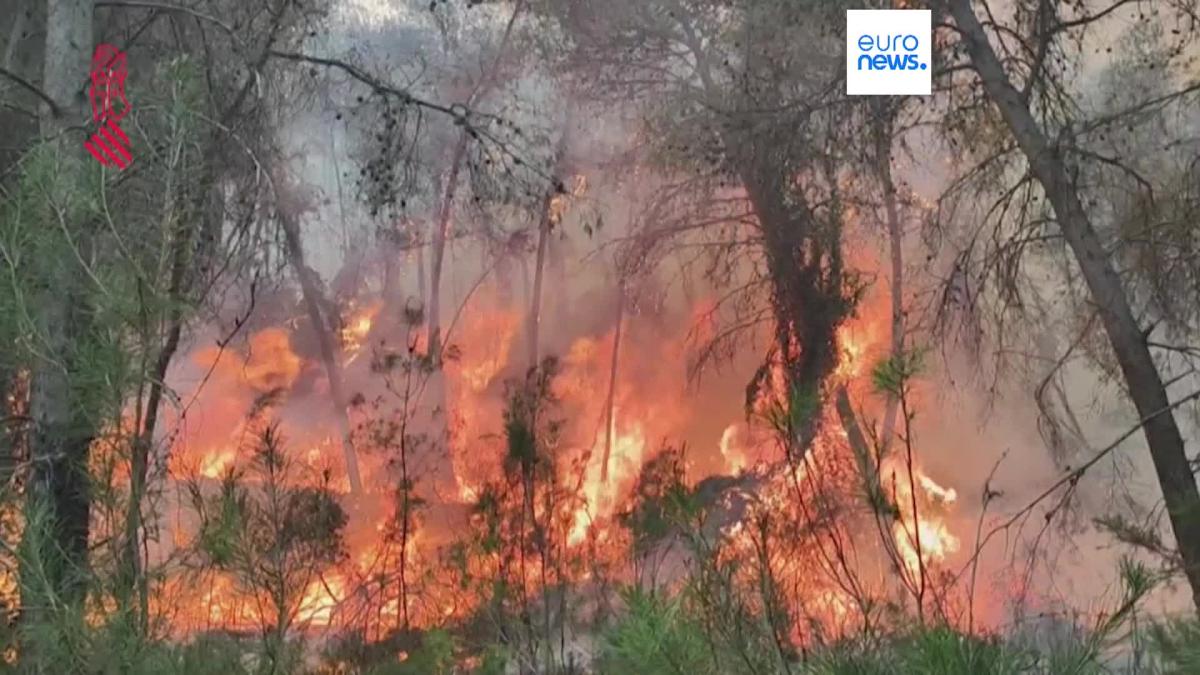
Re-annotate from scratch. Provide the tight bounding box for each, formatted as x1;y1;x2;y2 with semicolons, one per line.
425;139;467;496
681;9;850;461
950;0;1200;611
277;197;363;495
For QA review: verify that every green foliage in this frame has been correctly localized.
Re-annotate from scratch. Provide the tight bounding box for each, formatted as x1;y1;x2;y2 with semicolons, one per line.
870;349;926;399
11;589;256;675
1050;558;1155;673
367;629;457;675
803;628;1082;675
197;475;247;568
756;380;821;456
178;637;250;675
502;357;561;476
803;640;894;675
620;447;697;557
597;588;715;675
473;643;511;675
1147;617;1200;674
896;626;1032;675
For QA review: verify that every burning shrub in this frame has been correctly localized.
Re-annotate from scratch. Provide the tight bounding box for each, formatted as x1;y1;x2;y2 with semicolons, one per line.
185;423;348;671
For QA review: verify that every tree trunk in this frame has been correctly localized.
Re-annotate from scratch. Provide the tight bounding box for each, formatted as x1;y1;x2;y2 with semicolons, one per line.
277;200;363;495
119;247;184;635
950;0;1200;611
873;105;905;452
600;282;625;482
526;119;572;368
23;0;96;658
428;135;468;359
527;191;552;368
415;218;426;310
427;0;524;356
740;162;843;458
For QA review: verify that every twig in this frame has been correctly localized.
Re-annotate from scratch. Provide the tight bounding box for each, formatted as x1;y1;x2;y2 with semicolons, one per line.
954;387;1200;582
0;66;60;116
95;0;238;41
266;50;467;121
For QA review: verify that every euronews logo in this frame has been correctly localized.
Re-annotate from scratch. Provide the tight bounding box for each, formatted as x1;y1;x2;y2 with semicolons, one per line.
846;9;931;96
856;35;926;72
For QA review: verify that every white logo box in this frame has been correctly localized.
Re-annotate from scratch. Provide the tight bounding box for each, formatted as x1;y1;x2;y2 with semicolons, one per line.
846;9;932;96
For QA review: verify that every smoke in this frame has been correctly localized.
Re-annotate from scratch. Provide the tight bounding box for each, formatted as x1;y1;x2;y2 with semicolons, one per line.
146;0;1200;639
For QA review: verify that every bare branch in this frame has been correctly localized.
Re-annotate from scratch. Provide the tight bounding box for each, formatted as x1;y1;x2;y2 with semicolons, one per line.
0;65;61;117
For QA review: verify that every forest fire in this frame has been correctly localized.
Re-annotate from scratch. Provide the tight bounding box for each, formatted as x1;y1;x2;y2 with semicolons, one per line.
145;271;969;650
8;0;1189;670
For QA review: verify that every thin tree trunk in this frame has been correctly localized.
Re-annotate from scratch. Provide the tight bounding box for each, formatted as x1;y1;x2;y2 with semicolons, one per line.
600;282;625;482
120;205;193;635
526;119;572;368
428;0;525;355
0;0;41;493
425;140;467;496
277;203;363;495
415;218;426;310
428;135;468;359
527;191;552;368
873;106;905;452
382;234;401;311
950;0;1200;611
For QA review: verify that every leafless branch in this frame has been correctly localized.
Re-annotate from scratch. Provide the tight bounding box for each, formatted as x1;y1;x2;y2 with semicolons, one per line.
0;66;61;116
